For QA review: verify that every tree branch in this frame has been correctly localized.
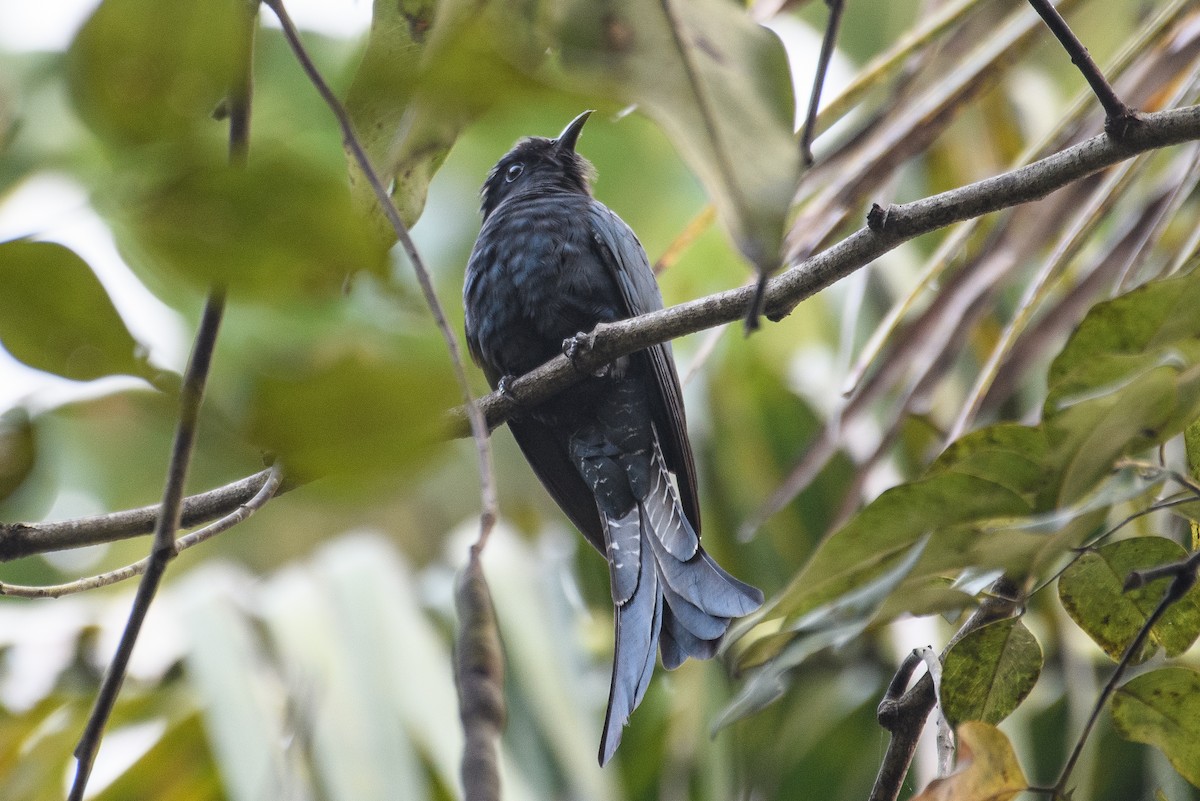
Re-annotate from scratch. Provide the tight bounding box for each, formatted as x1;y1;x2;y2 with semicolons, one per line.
869;578;1022;801
446;103;1200;438
68;291;225;801
0;465;282;599
5;105;1199;565
0;468;277;562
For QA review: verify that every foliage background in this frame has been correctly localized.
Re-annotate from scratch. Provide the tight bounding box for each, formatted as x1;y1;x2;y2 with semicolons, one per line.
0;0;1199;800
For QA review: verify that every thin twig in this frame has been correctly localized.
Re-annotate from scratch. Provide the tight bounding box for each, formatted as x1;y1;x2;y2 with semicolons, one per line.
1052;561;1194;795
68;292;225;801
227;0;258;166
260;0;497;548
799;0;845;166
0;465;282;600
1024;0;1141;134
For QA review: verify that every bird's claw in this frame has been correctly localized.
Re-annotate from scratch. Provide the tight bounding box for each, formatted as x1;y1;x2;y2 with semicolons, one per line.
563;331;595;373
497;374;520;403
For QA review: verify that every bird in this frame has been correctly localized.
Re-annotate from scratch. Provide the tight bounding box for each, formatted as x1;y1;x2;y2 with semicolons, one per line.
463;110;763;765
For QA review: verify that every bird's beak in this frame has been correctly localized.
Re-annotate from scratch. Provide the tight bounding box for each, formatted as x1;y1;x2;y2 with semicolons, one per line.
554;110;594;153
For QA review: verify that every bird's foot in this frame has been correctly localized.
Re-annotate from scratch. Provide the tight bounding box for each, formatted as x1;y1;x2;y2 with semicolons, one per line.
497;374;521;404
564;328;622;378
563;331;596;374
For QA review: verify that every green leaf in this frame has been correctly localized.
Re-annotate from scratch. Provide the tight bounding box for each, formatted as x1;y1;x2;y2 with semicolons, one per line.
1112;667;1200;788
763;445;1037;629
1058;537;1200;663
344;0;440;233
344;0;547;234
116;151;389;301
0;240;152;381
721;537;927;719
244;337;457;483
67;0;247;147
559;0;799;275
94;715;222;801
940;618;1042;726
0;408;35;502
1045;272;1200;503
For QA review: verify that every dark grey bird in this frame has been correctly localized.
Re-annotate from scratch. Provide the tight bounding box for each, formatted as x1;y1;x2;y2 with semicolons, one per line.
463;111;763;765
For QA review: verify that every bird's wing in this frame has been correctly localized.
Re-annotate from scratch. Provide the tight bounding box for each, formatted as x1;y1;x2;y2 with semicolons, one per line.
587;202;702;533
506;416;606;552
468;359;607;553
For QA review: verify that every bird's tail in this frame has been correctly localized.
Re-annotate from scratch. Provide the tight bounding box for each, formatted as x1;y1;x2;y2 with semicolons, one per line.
595;437;763;765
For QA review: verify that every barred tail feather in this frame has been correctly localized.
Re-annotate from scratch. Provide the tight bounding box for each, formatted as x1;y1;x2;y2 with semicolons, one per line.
599;520;662;766
586;425;762;765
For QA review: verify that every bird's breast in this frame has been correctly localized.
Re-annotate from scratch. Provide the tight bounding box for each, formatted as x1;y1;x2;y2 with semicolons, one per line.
465;194;622;378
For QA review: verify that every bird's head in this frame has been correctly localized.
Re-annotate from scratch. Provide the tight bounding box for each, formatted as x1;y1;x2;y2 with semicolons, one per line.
480;110;597;219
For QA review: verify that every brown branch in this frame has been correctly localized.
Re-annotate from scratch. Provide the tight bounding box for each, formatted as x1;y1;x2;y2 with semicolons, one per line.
1025;0;1140;135
68;291;225;801
0;468;276;562
446;103;1200;438
869;578;1022;801
0;465;282;599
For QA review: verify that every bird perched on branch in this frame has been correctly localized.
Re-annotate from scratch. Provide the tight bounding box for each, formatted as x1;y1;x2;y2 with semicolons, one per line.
463;111;763;765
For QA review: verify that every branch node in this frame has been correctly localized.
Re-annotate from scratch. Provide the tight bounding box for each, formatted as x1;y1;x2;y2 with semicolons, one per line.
1105;109;1146;141
867;202;894;233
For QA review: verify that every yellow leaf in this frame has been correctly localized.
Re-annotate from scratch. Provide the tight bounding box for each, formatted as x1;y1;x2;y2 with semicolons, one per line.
912;721;1027;801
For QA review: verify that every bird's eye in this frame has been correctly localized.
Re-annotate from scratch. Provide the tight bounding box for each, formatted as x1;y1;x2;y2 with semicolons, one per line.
505;163;524;182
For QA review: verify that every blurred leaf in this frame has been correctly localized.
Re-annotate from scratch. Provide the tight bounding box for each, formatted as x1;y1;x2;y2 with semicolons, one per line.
66;0;246;147
558;0;799;275
482;525;617;796
94;714;222;801
118;151;389;301
720;537;927;720
181;574;301;801
0;696;86;801
0;408;35;501
1058;537;1200;664
259;549;430;801
1112;667;1200;788
941;618;1042;726
0;240;152;381
317;537;466;793
244;337;456;483
910;721;1027;801
345;0;439;234
704;342;847;569
345;0;548;234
